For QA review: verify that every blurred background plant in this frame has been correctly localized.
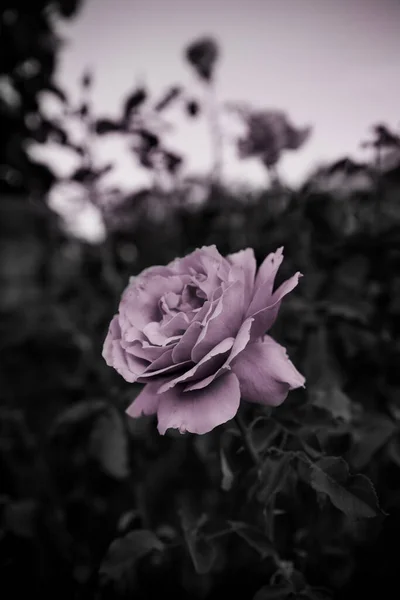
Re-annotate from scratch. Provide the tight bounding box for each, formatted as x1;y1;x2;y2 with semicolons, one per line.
1;1;400;599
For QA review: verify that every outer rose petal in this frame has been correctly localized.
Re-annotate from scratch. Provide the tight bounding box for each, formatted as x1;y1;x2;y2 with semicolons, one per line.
191;280;245;362
126;382;161;417
172;321;203;363
137;349;192;381
158;337;234;393
168;245;226;276
249;272;302;339
231;336;305;407
123;340;167;362
102;316;148;383
156;372;241;435
227;248;257;308
252;246;284;304
113;345;148;383
102;315;120;366
184;317;254;392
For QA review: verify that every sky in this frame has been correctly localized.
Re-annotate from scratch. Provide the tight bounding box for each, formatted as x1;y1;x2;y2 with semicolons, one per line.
43;0;400;190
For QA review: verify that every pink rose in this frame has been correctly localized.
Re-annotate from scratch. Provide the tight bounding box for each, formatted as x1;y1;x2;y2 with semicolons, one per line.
103;246;305;435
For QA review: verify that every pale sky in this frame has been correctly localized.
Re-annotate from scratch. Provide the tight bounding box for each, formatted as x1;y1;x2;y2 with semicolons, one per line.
45;0;400;190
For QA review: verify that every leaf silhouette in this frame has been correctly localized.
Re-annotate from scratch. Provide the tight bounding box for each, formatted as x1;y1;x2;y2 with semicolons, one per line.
179;497;216;574
122;87;147;123
90;408;129;480
253;581;293;600
49;400;107;434
258;449;292;503
99;530;164;585
308;456;383;519
94;119;123;135
154;86;181;112
228;521;275;559
349;413;396;470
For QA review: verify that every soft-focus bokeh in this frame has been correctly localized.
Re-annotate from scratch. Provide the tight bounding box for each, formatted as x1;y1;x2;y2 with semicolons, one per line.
1;1;400;599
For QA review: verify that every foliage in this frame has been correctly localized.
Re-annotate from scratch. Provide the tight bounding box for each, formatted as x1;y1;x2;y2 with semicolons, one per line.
0;1;83;196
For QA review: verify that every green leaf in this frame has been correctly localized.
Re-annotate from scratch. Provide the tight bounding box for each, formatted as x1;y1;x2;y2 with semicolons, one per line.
258;450;293;503
249;417;280;453
179;499;217;574
349;414;396;470
99;530;164;585
49;400;107;434
303;327;331;383
117;510;138;533
253;582;292;600
308;456;383;519
275;405;334;434
302;587;334;600
90;408;129;480
94;119;123;135
228;521;275;559
310;384;352;423
299;432;323;459
122;87;147;122
304;327;351;423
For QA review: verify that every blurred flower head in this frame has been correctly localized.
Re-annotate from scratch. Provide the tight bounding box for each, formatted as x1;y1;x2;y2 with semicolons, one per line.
228;105;312;169
103;245;304;435
185;36;220;82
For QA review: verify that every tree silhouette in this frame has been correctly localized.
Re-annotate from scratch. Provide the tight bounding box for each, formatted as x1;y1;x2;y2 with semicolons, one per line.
0;1;83;197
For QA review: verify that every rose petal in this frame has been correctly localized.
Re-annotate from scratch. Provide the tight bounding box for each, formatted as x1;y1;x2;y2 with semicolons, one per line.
137;349;192;381
135;264;176;279
168;245;225;276
126;383;161;417
120;274;187;332
247;247;284;316
122;323;143;343
172;321;203;363
184;317;254;392
227;248;257;308
160;312;189;336
122;339;166;362
191;280;245;362
102;315;120;365
112;343;148;383
158;337;235;393
231;336;305;407
103;316;148;383
143;318;185;347
193;290;222;326
249;272;302;339
156;372;241;435
196;253;229;297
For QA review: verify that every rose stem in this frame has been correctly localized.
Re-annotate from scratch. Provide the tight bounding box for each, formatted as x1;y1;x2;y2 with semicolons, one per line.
234;412;262;471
